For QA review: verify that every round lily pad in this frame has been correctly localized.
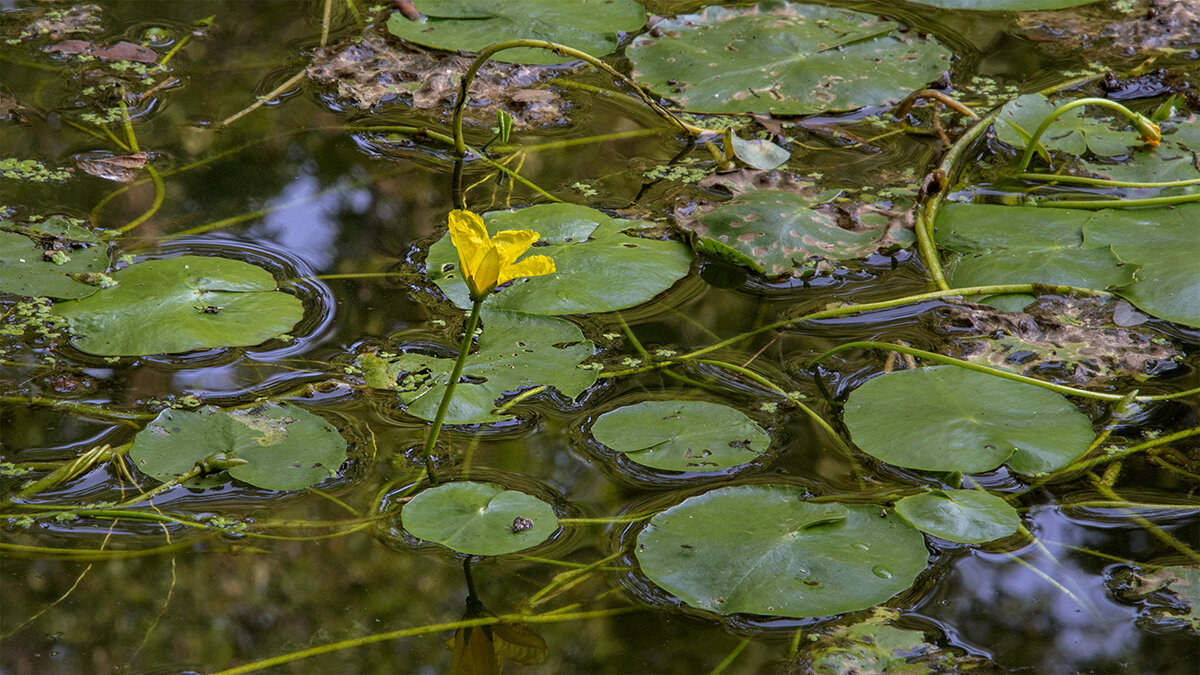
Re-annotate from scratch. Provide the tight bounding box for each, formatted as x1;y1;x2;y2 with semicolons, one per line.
427;204;692;315
895;490;1021;544
635;485;929;617
0;217;109;299
52;255;304;356
628;3;951;114
129;403;348;491
386;0;646;65
843;366;1095;475
401;481;558;556
591;400;770;472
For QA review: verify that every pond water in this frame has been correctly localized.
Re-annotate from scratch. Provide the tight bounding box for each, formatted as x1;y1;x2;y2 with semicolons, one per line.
2;1;1198;673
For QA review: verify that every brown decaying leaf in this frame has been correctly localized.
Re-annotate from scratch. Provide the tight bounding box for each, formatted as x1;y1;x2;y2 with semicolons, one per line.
1017;0;1200;55
931;295;1181;386
47;40;157;64
307;34;572;128
25;5;102;39
75;152;148;183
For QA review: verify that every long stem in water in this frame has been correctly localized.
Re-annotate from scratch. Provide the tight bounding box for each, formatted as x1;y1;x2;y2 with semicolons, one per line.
421;299;485;481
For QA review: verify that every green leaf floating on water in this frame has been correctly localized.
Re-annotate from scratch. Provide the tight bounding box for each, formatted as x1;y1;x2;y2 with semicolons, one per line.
590;400;770;472
895;490;1021;544
401;481;558;556
628;2;951;114
52;255;304;356
1083;204;1200;328
996;94;1149;158
691;190;892;276
843;366;1094;475
938;203;1199;328
386;0;645;65
635;485;929;617
129;403;348;491
0;217;109;299
936;203;1134;290
427;204;692;315
359;307;596;424
905;1;1100;12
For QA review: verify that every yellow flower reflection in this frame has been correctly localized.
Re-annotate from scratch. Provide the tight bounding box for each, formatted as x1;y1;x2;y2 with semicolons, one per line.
448;209;555;302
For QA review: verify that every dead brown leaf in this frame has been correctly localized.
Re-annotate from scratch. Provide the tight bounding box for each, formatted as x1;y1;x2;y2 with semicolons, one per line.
930;295;1182;386
48;39;157;63
307;34;572;128
75;152;148;182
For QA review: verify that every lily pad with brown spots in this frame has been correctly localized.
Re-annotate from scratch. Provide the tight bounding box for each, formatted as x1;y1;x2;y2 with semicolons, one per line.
628;2;951;115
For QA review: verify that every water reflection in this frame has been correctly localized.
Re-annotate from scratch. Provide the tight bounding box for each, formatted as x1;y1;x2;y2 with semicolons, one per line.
919;507;1192;673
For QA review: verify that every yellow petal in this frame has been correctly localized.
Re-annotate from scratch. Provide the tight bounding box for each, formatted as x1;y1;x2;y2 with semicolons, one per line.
469;246;503;300
490;229;540;267
497;255;555;286
448;210;491;278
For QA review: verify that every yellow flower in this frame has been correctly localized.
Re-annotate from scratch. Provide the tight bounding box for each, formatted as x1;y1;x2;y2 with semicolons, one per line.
448;209;555;302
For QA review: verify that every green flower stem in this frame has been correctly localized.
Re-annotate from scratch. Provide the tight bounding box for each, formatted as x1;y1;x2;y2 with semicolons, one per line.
115;164;165;233
116;467;203;507
1057;426;1200;476
452;39;712;156
1088;474;1200;563
1033;193;1199;209
491;127;667;154
695;358;847;452
1016;172;1200;189
13;443;128;501
421;298;485;481
916;106;1002;291
598;284;1111;380
213;606;641;675
807;341;1195;403
0;396;152;422
1016;97;1159;173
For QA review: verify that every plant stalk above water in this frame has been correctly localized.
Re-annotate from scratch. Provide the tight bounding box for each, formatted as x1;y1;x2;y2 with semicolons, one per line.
420;298;483;483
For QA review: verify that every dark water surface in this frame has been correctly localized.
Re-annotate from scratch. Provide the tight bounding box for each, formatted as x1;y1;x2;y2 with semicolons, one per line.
2;1;1198;673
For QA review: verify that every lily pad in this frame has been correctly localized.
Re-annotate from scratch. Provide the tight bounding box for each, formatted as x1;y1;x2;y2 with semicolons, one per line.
0;217;109;299
358;307;596;424
129;403;348;491
386;0;645;65
686;189;894;276
635;485;929;617
842;365;1095;475
936;203;1133;290
996;94;1150;159
628;3;951;114
52;255;304;356
427;204;692;315
590;400;770;472
1083;204;1200;328
401;481;558;556
895;489;1021;544
906;1;1100;11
